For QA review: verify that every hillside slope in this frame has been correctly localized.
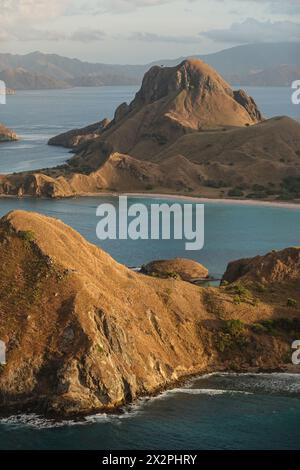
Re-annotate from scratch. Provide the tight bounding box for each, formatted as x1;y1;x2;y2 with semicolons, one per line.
0;210;298;417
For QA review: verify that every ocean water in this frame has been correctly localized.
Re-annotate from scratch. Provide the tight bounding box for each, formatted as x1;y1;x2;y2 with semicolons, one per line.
0;374;300;450
0;196;300;278
0;86;300;449
0;86;138;173
0;85;299;174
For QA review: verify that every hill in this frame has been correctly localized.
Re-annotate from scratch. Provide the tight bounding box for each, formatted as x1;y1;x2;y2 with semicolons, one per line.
0;210;298;417
155;43;300;85
0;43;299;89
0;51;143;89
0;68;70;90
2;59;300;200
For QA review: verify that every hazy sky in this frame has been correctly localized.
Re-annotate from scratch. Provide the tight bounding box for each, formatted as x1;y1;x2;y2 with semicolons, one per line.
0;0;300;63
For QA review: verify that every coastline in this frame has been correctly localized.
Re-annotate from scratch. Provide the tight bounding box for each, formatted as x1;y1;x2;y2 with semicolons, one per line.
1;190;300;209
0;365;298;423
61;190;300;210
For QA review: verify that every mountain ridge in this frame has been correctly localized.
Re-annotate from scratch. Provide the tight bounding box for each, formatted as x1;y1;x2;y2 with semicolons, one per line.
1;42;299;89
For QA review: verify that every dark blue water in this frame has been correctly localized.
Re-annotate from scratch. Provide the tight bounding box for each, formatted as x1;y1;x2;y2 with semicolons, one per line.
0;374;299;450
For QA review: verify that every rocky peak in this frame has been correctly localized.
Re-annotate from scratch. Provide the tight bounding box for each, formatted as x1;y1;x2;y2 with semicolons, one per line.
113;58;263;127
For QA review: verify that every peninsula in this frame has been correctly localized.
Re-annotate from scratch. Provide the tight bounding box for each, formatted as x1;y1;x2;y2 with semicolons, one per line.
0;210;299;417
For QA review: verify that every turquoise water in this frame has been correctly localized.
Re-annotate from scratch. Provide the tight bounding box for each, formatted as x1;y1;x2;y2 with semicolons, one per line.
0;374;300;450
0;196;299;278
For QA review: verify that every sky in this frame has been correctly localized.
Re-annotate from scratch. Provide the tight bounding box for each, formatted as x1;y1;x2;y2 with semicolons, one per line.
0;0;300;63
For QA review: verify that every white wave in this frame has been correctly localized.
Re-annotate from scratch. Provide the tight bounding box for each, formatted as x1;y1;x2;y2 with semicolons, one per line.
3;144;35;150
165;388;253;396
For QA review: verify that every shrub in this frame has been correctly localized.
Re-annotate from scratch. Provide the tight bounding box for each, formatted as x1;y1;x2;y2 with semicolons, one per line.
252;323;267;334
223;319;245;336
19;230;35;242
228;188;244;197
287;298;298;308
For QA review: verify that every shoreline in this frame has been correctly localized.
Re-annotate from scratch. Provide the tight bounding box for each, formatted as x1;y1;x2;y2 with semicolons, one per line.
1;191;300;210
71;191;300;210
0;366;298;424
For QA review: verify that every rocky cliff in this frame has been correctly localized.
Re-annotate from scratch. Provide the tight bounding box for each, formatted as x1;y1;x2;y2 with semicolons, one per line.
0;123;18;143
0;211;299;418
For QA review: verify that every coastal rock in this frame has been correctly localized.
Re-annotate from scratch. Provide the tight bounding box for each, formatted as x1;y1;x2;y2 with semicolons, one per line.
0;123;18;142
48;119;110;149
222;246;300;285
0;211;298;417
142;258;209;281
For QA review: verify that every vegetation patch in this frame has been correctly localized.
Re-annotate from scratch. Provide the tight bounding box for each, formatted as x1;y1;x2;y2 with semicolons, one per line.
216;319;246;353
225;283;256;305
252;317;300;336
19;230;35;242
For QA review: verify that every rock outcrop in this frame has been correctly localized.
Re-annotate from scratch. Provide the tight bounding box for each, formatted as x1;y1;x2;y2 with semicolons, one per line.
142;258;209;281
223;247;300;286
48;119;111;149
0;123;18;143
0;211;299;417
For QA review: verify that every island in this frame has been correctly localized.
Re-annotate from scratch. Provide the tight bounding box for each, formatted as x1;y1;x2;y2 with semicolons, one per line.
1;58;300;202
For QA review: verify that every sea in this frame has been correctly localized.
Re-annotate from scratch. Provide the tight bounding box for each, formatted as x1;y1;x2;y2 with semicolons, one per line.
0;85;300;450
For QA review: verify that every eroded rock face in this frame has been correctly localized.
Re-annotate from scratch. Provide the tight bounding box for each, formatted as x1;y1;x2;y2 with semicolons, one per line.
0;123;18;142
142;258;209;281
223;247;300;285
48;119;110;149
0;211;298;417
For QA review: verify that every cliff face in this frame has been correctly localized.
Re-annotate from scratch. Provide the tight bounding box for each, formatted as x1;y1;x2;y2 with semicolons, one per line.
223;247;300;285
0;123;18;143
48;119;110;149
0;211;298;417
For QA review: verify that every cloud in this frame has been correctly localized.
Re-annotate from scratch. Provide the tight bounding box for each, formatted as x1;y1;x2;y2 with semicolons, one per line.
0;27;106;43
64;0;180;15
0;0;71;20
201;18;300;44
248;0;300;15
0;1;106;43
215;0;300;15
127;32;201;44
69;30;106;42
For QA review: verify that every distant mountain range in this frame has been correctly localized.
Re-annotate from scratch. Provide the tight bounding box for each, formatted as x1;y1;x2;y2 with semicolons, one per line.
0;42;299;90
